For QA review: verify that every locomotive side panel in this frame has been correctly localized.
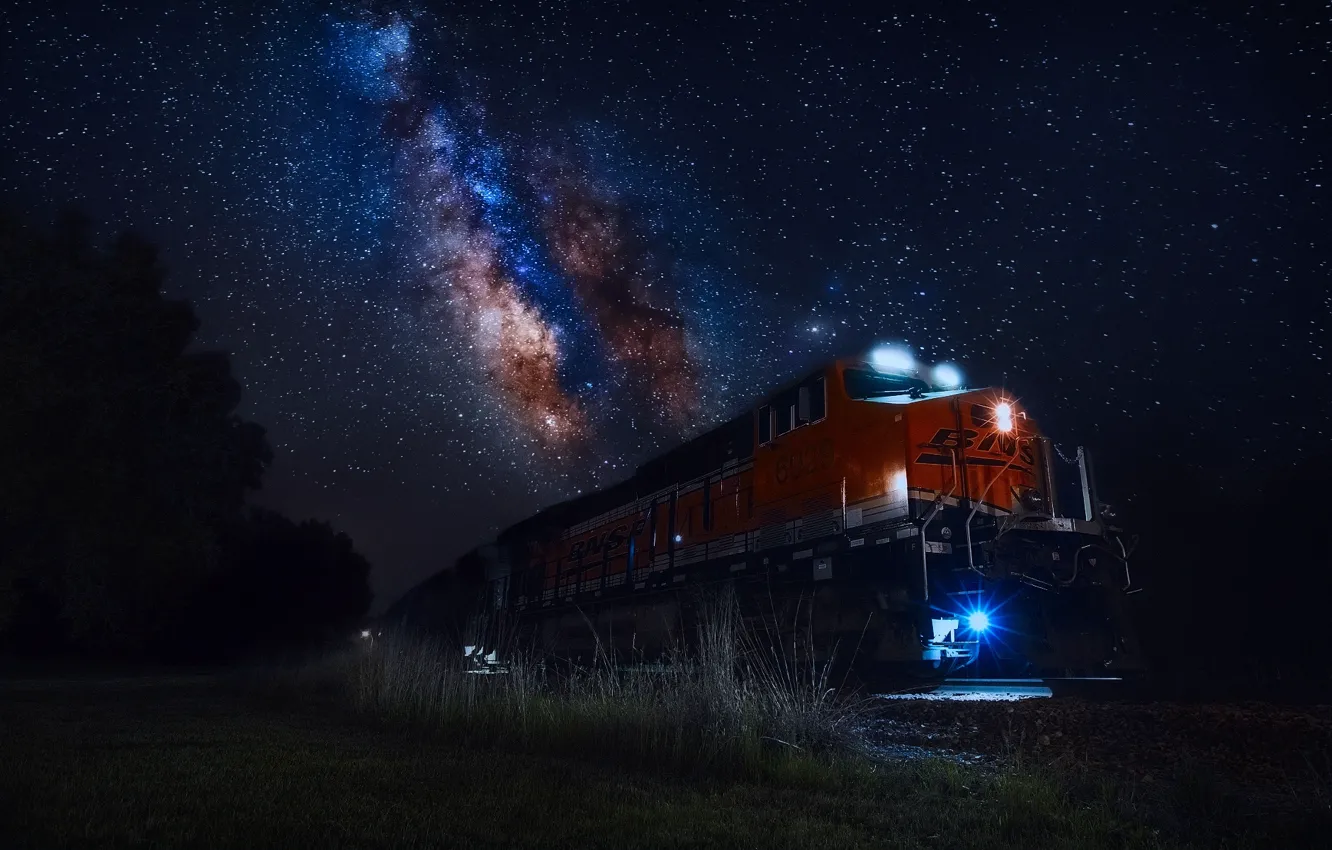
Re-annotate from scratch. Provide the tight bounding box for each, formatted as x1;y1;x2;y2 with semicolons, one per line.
749;367;895;548
827;362;913;533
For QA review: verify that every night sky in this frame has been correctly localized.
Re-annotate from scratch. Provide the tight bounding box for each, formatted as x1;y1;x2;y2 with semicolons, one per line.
2;1;1325;607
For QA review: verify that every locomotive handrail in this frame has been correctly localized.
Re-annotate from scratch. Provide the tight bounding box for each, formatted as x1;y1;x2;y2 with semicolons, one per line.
964;438;1025;576
1063;536;1135;592
919;442;962;602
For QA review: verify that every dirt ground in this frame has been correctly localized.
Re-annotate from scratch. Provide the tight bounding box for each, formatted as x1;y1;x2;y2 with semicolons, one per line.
864;691;1332;810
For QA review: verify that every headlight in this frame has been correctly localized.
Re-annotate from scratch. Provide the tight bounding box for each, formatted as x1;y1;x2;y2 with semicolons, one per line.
870;346;915;374
995;402;1014;433
967;611;990;632
931;363;963;388
1018;487;1046;513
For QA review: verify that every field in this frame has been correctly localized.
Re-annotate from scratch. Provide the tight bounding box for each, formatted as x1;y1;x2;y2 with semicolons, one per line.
0;645;1327;848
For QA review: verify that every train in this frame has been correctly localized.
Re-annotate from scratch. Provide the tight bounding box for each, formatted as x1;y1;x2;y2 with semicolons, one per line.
427;348;1143;680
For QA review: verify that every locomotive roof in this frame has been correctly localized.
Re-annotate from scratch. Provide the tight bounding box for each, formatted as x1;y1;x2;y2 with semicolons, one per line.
495;409;753;545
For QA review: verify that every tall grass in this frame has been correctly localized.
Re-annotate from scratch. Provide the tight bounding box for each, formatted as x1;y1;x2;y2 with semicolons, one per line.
347;588;871;779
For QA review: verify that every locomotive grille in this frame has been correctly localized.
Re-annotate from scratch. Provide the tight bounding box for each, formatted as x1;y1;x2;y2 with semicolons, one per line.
756;523;790;550
797;509;840;541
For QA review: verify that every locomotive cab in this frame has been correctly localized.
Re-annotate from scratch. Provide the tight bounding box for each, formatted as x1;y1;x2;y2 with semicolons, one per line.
826;350;1142;676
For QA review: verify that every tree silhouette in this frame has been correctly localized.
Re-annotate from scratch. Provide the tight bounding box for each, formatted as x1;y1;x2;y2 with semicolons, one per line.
170;507;374;661
0;210;372;658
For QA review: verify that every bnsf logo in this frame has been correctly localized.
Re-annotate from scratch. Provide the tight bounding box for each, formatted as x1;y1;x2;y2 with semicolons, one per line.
568;518;648;562
923;427;1035;467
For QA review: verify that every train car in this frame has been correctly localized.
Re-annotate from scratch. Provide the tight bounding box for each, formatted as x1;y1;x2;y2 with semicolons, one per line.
466;348;1142;679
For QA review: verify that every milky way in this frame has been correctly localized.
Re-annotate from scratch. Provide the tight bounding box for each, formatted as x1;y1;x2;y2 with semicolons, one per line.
1;1;1324;605
350;17;590;450
534;151;701;430
331;11;715;459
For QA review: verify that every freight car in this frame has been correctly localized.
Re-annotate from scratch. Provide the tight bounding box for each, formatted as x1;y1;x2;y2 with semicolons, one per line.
462;348;1142;679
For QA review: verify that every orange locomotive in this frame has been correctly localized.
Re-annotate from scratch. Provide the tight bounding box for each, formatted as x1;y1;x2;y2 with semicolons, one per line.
470;348;1141;677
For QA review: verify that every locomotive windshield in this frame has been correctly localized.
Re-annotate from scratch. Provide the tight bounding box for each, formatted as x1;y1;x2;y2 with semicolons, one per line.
844;367;931;401
844;367;970;402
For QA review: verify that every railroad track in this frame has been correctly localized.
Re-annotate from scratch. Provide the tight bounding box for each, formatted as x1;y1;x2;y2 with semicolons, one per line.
877;676;1128;701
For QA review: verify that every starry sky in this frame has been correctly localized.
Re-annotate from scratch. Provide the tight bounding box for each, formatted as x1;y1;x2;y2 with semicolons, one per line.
2;1;1326;607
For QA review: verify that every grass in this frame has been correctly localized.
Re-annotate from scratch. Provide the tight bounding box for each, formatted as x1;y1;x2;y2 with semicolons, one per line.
339;590;869;782
2;594;1325;848
2;676;1172;849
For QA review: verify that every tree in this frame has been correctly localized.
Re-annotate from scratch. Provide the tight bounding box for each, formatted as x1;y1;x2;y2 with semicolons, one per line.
0;211;271;654
170;508;373;661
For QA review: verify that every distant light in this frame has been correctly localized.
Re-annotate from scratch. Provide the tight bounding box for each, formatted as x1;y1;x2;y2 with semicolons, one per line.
967;611;990;632
674;534;683;543
870;346;915;374
931;363;963;388
995;402;1014;433
360;629;371;639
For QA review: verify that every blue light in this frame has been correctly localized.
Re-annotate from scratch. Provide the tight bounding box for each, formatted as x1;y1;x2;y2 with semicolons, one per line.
967;611;990;632
931;363;963;388
870;346;915;374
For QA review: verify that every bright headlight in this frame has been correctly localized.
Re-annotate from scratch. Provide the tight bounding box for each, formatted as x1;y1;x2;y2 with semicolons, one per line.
870;346;915;374
931;363;962;388
995;402;1014;433
967;611;990;632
